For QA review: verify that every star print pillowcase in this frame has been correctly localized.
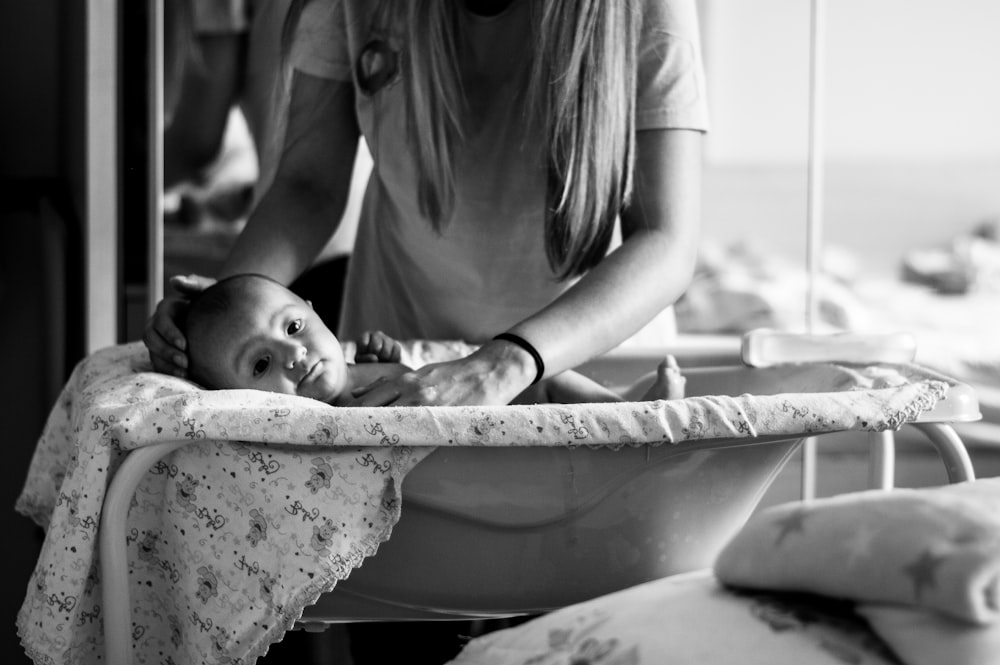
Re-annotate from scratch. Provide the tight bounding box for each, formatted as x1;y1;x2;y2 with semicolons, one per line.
713;478;1000;625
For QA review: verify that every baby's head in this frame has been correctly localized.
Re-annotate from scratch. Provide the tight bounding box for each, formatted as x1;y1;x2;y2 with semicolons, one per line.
185;274;348;402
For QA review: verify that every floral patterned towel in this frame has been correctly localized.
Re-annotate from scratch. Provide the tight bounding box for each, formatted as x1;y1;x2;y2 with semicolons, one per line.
16;342;954;665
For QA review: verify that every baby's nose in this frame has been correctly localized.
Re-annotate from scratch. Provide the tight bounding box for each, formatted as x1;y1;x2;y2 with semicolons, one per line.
285;344;308;369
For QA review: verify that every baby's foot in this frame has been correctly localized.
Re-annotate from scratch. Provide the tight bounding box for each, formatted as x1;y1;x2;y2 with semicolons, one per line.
641;355;685;400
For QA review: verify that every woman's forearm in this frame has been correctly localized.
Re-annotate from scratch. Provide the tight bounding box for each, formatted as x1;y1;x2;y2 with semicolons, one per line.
503;128;703;379
219;72;360;284
219;174;349;283
491;227;694;386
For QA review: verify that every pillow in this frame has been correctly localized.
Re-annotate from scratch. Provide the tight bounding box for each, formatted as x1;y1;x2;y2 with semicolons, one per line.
714;478;1000;625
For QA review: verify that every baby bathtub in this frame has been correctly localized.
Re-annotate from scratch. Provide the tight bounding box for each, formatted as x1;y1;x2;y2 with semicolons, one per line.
51;343;974;665
309;436;800;621
300;353;978;622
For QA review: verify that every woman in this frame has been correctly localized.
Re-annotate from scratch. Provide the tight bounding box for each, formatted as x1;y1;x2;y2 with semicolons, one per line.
146;0;708;409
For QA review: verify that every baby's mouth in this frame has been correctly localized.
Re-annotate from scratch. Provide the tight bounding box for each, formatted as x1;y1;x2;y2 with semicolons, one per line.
298;361;322;389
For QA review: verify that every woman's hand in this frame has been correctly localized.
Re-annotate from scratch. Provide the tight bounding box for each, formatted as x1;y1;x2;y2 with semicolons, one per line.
350;340;537;407
143;274;216;376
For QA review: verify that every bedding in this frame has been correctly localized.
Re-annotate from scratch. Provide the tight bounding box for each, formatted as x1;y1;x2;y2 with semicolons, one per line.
716;478;1000;665
16;342;959;665
448;480;1000;665
675;239;1000;390
715;478;1000;624
446;570;903;665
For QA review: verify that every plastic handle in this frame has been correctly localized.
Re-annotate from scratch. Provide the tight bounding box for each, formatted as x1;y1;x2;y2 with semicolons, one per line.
741;329;918;368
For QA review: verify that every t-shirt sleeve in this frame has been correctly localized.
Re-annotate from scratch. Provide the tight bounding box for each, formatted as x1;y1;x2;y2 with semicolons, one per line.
190;0;249;35
636;0;710;132
288;0;354;81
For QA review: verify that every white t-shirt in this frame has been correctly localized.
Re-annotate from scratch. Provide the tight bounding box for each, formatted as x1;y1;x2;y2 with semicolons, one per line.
291;0;710;344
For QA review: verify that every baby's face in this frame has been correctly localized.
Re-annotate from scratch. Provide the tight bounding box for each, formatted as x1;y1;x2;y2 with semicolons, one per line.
200;280;348;402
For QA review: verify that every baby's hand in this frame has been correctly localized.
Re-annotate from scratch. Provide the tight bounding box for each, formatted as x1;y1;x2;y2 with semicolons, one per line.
355;330;402;364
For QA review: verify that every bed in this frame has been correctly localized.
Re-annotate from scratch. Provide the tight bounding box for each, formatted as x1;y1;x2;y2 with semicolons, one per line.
674;231;1000;444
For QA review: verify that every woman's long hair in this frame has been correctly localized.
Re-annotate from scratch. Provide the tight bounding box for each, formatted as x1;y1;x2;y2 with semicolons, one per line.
401;0;640;279
284;0;641;279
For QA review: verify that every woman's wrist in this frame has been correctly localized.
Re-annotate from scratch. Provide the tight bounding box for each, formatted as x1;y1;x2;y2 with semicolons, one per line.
475;337;539;397
492;333;544;384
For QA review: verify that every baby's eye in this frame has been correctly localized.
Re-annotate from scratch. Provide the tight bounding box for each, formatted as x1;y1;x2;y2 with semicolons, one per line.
287;319;303;335
252;356;271;377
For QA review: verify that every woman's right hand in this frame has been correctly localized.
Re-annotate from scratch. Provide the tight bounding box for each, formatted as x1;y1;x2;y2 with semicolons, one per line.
350;339;537;407
143;274;216;376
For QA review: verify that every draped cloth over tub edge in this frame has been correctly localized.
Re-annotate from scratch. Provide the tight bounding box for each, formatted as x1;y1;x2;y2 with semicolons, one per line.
16;342;952;665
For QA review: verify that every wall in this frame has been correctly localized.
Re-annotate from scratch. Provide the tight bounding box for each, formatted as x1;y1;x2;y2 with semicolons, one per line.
0;3;61;178
701;0;1000;164
0;1;83;662
698;0;1000;271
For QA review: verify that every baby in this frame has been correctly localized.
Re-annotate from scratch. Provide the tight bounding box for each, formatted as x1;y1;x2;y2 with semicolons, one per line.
183;274;683;405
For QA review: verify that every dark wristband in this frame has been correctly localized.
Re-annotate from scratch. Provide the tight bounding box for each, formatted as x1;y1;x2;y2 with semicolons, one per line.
493;332;545;385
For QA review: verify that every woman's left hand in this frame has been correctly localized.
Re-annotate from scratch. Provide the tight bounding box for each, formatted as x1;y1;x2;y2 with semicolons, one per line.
350;342;536;407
